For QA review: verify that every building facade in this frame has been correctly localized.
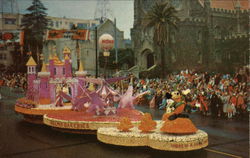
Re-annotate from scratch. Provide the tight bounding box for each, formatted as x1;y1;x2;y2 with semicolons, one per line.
43;18;125;76
0;13;126;74
131;0;249;75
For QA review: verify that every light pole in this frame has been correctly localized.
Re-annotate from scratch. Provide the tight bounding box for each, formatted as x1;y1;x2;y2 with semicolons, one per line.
95;26;98;78
103;51;110;78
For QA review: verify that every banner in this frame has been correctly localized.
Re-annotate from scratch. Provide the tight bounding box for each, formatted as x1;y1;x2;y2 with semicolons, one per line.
0;31;22;43
47;29;90;41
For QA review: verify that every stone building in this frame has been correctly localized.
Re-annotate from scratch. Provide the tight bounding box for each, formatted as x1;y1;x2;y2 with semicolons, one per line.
43;18;125;76
131;0;249;76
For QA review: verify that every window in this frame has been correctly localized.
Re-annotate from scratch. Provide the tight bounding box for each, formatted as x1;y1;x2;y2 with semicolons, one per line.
56;21;59;27
197;31;202;43
60;21;62;25
69;23;74;28
228;27;233;36
214;26;221;38
32;67;34;72
4;18;16;25
92;23;97;27
54;68;57;75
50;21;54;27
0;54;2;60
63;68;65;75
77;23;87;29
171;32;176;43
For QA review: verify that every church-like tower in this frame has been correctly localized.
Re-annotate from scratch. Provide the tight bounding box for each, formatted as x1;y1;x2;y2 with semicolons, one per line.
26;56;37;97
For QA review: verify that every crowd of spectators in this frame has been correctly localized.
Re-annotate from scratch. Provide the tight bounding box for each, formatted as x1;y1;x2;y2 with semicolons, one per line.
121;69;249;120
0;72;27;92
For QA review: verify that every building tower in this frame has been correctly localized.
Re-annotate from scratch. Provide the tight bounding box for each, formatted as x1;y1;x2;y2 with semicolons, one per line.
235;0;241;34
26;56;37;96
63;46;72;78
38;54;51;104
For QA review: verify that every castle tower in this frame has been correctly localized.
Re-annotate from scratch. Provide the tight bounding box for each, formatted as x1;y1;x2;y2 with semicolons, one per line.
204;0;212;66
26;56;37;93
63;47;72;78
75;60;87;96
38;55;51;104
49;53;55;78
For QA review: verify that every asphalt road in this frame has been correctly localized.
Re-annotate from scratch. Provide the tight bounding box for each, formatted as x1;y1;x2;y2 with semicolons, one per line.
0;87;249;158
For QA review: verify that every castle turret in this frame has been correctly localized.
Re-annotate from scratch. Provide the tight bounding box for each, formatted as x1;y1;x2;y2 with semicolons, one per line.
63;47;72;78
26;56;37;93
75;60;87;96
38;55;51;104
49;53;54;78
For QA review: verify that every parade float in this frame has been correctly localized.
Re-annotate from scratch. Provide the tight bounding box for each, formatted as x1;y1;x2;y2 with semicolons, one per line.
15;47;86;124
15;33;146;133
97;92;208;151
41;34;148;133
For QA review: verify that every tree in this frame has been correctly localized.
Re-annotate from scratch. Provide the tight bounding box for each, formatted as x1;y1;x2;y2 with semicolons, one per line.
21;0;49;66
143;1;179;78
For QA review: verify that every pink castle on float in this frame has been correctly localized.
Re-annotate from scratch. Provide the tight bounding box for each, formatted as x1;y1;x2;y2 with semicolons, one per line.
26;46;86;106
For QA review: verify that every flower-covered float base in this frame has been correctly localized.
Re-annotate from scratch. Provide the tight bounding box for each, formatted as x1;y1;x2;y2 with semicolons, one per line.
15;103;71;124
43;108;143;133
97;121;208;151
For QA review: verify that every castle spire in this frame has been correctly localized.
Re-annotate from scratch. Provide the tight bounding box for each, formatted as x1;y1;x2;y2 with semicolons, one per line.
26;56;37;66
40;54;47;72
78;60;84;72
49;53;53;60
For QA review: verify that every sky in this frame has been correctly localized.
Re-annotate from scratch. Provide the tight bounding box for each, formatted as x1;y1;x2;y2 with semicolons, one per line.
4;0;134;39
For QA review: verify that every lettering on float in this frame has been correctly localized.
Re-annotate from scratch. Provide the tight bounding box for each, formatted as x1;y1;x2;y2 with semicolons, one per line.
49;120;89;129
170;139;207;148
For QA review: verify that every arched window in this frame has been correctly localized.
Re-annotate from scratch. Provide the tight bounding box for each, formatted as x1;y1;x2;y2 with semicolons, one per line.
228;26;233;36
54;68;57;75
197;31;202;43
171;32;176;43
214;26;221;38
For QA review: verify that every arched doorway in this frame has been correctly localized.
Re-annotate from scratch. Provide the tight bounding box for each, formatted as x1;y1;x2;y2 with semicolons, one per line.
141;49;155;70
147;53;154;69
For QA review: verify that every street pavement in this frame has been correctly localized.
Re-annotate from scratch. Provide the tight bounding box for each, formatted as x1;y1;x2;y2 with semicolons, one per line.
0;87;249;158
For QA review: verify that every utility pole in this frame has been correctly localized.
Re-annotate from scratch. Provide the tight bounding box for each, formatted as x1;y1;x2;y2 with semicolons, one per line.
95;26;98;78
114;18;118;75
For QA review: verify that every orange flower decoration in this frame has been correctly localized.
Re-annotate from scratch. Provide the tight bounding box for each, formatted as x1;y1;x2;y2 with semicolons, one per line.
117;117;134;132
161;118;197;134
138;113;156;133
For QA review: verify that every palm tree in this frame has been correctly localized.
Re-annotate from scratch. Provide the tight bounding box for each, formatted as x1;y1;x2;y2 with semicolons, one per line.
143;1;179;78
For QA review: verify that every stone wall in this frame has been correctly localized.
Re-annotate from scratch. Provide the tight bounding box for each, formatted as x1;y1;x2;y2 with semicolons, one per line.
132;0;249;74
